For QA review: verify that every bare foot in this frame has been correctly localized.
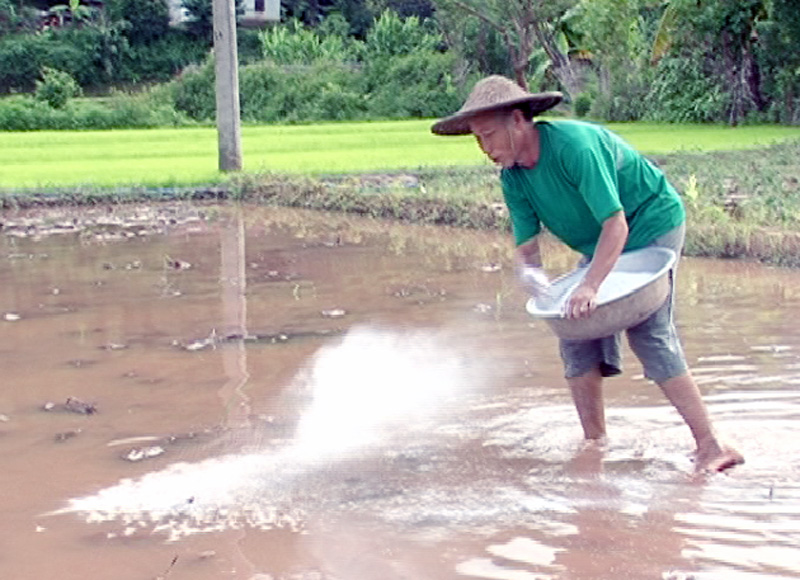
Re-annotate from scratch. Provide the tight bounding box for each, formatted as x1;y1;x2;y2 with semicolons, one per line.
694;440;744;474
565;438;606;477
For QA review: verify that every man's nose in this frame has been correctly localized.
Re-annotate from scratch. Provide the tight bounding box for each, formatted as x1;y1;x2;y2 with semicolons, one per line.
476;136;491;156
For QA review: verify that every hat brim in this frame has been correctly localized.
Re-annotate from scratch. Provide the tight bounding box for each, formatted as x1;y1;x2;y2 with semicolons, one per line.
431;93;563;136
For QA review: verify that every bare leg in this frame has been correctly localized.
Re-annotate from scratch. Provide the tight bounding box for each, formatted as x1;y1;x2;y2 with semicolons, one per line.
567;367;606;441
658;373;744;473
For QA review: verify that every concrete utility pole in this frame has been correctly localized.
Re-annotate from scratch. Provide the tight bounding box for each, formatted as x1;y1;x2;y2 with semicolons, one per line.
212;0;242;171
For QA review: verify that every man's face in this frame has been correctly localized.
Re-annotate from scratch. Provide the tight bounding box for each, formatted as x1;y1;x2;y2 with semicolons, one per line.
469;112;517;168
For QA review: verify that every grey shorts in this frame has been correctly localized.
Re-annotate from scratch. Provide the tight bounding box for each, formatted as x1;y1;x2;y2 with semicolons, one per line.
559;223;688;384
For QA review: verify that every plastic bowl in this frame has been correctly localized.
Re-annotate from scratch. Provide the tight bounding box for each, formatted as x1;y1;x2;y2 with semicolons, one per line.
526;247;677;340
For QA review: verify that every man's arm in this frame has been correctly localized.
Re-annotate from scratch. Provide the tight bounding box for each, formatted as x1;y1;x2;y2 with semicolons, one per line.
566;211;628;319
515;236;543;268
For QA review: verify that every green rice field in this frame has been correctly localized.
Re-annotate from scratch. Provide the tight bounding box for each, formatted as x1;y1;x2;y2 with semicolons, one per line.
3;119;800;189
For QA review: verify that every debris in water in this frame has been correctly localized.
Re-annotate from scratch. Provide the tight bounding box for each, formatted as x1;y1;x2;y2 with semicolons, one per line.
321;308;347;318
123;445;166;462
164;255;191;270
107;435;162;447
100;343;129;351
68;359;96;368
175;329;218;351
55;429;83;442
153;554;179;580
183;339;213;351
43;397;97;415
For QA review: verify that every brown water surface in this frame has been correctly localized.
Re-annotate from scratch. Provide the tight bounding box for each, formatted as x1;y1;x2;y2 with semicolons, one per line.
1;203;798;580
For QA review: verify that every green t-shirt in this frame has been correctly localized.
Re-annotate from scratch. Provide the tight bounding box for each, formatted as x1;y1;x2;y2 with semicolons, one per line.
501;120;685;256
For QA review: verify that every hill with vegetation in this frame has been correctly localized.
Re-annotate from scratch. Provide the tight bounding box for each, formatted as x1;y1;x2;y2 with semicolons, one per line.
1;0;799;130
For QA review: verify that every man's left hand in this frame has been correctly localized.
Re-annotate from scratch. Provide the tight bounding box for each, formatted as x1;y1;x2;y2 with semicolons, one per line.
564;284;597;319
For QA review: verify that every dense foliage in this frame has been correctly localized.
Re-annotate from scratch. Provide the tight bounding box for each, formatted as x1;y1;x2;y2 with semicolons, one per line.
1;0;799;129
172;11;461;123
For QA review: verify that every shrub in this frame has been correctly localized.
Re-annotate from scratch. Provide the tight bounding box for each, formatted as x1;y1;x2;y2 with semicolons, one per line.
359;9;459;118
104;89;190;127
171;58;216;120
315;82;367;121
0;88;190;130
260;19;354;65
237;62;284;123
364;10;439;60
365;50;461;118
0;28;129;93
0;95;50;130
120;33;207;84
165;10;460;124
34;27;131;89
573;93;593;118
35;67;82;108
237;28;264;65
238;61;366;123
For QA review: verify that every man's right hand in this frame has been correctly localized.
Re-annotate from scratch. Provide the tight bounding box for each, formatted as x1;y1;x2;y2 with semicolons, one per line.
519;266;552;298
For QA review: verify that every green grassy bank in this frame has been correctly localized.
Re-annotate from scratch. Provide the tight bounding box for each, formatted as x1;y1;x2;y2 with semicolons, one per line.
2;120;800;267
3;120;800;188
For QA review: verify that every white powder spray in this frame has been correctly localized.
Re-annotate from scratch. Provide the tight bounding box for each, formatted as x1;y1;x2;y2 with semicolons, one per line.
289;325;478;460
50;325;486;539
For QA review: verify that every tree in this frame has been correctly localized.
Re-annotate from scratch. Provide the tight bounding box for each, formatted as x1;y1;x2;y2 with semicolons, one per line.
108;0;170;44
280;0;374;37
366;0;433;20
182;0;245;43
757;0;800;123
432;0;582;97
578;0;649;120
433;5;511;81
649;0;766;125
182;0;214;41
0;0;19;35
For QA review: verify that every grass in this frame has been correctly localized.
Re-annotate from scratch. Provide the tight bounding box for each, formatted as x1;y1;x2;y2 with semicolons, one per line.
2;118;800;267
3;119;800;189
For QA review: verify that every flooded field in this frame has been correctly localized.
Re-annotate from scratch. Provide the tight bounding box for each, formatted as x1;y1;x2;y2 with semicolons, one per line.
1;203;798;580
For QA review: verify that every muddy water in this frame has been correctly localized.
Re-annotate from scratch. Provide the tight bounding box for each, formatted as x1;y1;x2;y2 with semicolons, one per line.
1;203;798;580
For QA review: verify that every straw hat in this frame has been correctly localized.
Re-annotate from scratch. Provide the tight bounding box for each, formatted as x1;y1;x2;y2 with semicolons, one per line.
431;75;563;136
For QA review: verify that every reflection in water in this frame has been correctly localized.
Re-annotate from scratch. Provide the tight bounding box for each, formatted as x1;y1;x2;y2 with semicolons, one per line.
220;207;251;429
457;536;565;579
2;204;800;580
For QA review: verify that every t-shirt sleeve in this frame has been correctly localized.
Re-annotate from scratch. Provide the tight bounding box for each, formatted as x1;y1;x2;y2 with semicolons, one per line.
565;143;624;224
501;170;541;245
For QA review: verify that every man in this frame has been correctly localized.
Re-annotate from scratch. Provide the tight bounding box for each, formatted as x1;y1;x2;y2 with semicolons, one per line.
432;75;743;474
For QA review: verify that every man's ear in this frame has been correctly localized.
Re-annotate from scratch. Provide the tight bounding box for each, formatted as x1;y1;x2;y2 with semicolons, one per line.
509;108;527;128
